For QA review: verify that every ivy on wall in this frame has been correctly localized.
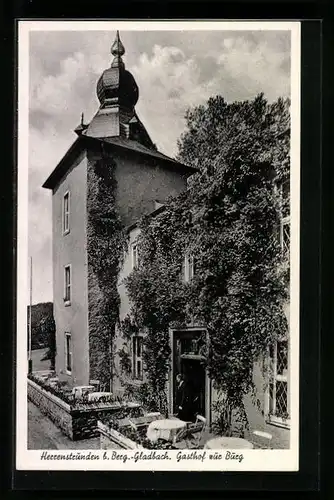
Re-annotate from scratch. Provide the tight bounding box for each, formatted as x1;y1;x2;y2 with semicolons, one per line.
87;146;128;389
124;94;290;433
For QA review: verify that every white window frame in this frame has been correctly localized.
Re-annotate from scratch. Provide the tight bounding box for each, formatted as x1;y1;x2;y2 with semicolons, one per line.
64;264;71;306
184;254;194;282
65;332;72;374
279;179;290;217
131;242;139;270
63;191;70;235
280;216;290;260
266;339;290;428
132;335;143;381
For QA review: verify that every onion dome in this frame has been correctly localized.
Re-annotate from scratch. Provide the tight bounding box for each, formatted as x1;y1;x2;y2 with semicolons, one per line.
96;31;139;110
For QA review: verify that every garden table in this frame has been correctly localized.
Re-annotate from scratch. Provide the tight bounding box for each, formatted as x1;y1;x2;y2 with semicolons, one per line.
87;391;113;401
204;437;254;449
146;418;187;444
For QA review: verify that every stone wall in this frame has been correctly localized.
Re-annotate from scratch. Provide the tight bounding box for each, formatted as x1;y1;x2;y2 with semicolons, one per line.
28;379;73;438
28;379;140;441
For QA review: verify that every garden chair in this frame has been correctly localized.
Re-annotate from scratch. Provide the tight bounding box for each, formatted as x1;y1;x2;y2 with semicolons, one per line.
72;385;94;399
175;414;207;449
128;419;138;431
191;415;207;447
144;412;163;419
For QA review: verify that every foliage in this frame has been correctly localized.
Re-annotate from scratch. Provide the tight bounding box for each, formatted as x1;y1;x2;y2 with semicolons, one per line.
40;315;56;369
118;317;138;379
27;302;53;350
118;346;132;376
87;148;128;388
124;380;169;414
108;416;176;449
125;93;290;435
28;372;74;405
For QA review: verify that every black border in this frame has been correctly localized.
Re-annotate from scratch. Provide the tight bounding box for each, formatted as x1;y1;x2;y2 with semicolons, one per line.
3;5;326;496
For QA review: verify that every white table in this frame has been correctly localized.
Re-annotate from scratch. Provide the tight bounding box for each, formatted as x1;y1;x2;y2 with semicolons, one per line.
205;437;254;449
87;391;113;402
146;418;187;443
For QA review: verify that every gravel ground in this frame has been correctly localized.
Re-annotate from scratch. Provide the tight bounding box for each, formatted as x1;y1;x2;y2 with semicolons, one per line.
28;401;100;450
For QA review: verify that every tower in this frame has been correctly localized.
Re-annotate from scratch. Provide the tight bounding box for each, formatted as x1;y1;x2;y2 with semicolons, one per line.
43;32;197;388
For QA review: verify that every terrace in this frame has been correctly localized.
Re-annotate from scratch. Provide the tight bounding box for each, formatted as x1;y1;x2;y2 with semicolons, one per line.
28;371;272;450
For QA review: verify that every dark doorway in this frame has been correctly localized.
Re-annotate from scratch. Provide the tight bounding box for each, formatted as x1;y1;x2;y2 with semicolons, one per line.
173;330;206;421
181;358;206;419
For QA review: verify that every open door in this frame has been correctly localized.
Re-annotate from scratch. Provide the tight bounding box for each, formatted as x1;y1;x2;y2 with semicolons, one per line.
172;329;207;421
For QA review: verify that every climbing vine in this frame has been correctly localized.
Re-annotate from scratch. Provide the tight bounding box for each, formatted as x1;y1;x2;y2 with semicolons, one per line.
87;146;127;389
124;94;290;434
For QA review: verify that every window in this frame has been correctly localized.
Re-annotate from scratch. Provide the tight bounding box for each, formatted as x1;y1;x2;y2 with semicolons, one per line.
132;336;143;380
63;191;70;234
183;254;195;282
280;180;290;219
268;339;289;426
64;265;71;305
65;332;72;373
280;217;290;260
131;243;139;270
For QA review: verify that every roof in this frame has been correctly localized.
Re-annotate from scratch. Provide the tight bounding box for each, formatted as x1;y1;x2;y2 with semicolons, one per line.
84;107;120;138
42;134;197;190
42;136;83;190
126;203;167;234
102;136;197;173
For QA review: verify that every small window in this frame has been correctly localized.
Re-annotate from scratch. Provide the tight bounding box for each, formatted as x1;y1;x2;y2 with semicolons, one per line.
65;332;72;373
280;180;290;219
131;243;139;270
280;217;290;260
268;339;289;425
64;265;71;305
63;192;70;234
132;336;143;380
184;254;195;282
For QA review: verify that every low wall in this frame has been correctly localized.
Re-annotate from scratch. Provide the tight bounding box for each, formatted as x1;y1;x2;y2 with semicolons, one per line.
98;421;144;450
28;378;73;438
28;379;140;441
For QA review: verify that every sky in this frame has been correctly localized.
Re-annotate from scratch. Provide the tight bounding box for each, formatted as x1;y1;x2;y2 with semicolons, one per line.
28;27;291;304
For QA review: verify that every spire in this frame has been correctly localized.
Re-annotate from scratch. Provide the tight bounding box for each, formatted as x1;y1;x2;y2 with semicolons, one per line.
111;31;125;68
87;31;154;147
74;111;88;136
95;31;138;110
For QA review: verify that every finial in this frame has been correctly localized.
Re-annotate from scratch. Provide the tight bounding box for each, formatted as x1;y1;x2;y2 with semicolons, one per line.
111;30;125;58
81;112;84;126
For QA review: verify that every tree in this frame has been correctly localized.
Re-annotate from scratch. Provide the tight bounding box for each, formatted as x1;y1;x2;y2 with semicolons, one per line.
27;302;53;350
124;93;290;432
40;315;56;370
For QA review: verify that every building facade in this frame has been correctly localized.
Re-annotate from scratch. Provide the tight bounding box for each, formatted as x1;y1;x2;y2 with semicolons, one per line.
113;204;290;449
43;32;290;448
43;32;195;386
